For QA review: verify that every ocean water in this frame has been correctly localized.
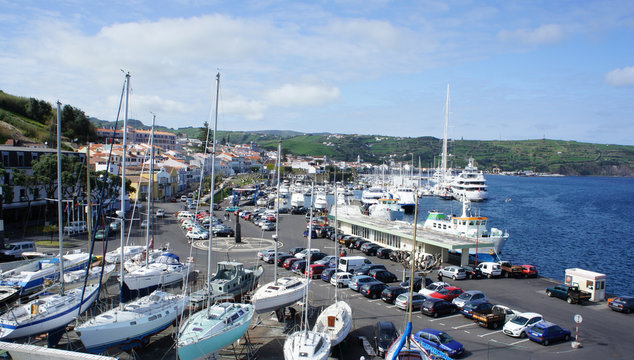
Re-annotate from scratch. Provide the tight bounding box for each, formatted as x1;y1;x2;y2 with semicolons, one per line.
402;175;634;297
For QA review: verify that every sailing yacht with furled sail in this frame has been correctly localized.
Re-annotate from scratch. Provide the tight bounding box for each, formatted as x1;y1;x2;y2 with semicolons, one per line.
284;184;331;360
178;73;255;360
251;141;308;314
77;81;189;353
0;101;99;341
313;187;352;347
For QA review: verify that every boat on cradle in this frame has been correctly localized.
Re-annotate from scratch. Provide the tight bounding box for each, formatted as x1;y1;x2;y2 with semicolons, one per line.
450;158;488;202
122;252;193;301
312;300;352;346
368;198;405;221
314;193;328;210
105;245;145;264
422;198;508;262
76;290;187;353
361;186;386;205
0;251;90;296
179;73;255;360
291;192;305;208
392;187;417;213
0;286;20;310
178;302;254;359
189;261;263;310
284;330;331;360
63;263;116;290
251;276;307;313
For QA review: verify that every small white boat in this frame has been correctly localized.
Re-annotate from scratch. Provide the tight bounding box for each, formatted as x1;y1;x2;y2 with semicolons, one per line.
63;263;116;290
314;193;328;210
0;284;99;340
77;290;187;353
284;330;331;360
312;301;352;346
178;302;254;359
123;253;193;299
105;245;145;264
291;192;305;208
251;276;308;314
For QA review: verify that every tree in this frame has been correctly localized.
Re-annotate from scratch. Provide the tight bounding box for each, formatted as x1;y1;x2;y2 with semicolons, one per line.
61;105;97;144
12;169;40;237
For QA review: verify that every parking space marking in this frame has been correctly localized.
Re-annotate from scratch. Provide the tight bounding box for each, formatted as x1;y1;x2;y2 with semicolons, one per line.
452;323;477;329
509;339;530;346
479;330;503;337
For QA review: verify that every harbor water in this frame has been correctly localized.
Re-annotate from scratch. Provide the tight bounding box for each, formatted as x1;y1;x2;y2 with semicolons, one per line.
402;175;634;297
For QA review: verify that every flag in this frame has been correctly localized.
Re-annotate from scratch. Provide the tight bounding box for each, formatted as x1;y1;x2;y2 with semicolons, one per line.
149;235;154;249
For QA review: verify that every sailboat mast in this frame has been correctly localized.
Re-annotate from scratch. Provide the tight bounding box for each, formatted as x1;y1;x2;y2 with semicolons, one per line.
145;115;155;267
206;72;220;305
406;194;420;349
334;186;338;303
442;83;450;183
56;101;65;295
305;182;315;334
274;140;281;284
120;72;130;305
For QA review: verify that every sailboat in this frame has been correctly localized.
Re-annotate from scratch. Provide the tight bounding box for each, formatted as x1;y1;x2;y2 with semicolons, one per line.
77;81;189;353
284;183;331;360
178;73;255;359
313;186;352;347
431;83;454;200
385;193;432;360
0;101;99;341
251;141;308;314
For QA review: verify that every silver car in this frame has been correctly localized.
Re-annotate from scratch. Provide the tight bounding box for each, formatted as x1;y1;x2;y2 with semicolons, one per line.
452;290;488;309
438;266;467;280
395;293;427;311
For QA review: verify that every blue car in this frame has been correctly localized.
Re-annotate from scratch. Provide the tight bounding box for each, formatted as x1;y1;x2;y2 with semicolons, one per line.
321;268;342;282
526;321;571;346
414;328;464;358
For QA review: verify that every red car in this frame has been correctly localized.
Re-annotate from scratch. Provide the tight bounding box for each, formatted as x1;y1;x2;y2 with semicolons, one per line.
305;264;327;279
283;257;301;270
430;286;464;301
520;265;538;278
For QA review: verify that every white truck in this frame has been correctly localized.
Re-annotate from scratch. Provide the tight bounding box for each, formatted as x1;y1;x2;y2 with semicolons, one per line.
338;256;372;273
476;262;502;278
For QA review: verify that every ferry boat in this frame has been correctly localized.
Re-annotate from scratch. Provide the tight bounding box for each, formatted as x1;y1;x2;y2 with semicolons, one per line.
392;187;417;213
450;158;488;202
368;198;404;221
361;186;386;205
422;199;508;262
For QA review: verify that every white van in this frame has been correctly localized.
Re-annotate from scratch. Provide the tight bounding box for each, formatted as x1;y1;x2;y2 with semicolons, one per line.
338;256;372;273
63;221;87;235
1;241;37;258
476;262;502;278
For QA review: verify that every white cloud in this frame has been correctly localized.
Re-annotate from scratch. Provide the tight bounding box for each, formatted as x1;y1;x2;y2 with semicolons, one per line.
605;66;634;87
266;83;341;107
498;24;565;45
221;97;267;121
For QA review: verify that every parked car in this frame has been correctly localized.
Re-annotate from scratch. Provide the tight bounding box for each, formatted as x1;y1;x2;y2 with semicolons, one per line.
305;264;327;279
94;229;110;241
283;257;301;270
360;282;389;299
370;269;398;283
419;281;451;296
413;329;464;358
374;321;399;358
349;275;380;292
376;248;393;259
520;264;539;278
308;252;328;262
0;241;37;258
503;312;543;338
475;262;502;278
352;239;369;249
359;241;377;252
291;260;307;274
212;225;234;237
401;276;432;293
460;302;494;319
380;286;408;304
186;230;208;240
395;293;427;311
330;272;354;288
258;249;276;260
321;268;343;282
288;247;305;256
314;255;337;266
608;296;634;313
438;266;467;280
109;220;122;232
546;284;591;304
295;248;321;259
156;208;165;217
354;264;387;276
462;265;483;279
526;321;571;346
430;287;464;302
260;221;275;231
290;206;307;215
277;254;294;267
421;298;459;318
452;290;488;309
263;251;288;264
473;305;517;329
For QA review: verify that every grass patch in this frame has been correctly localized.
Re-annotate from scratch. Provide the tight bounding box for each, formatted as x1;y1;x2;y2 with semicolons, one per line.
36;240;60;247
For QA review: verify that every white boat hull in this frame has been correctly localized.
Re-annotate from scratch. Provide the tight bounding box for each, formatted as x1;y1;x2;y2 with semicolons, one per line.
284;330;331;360
312;301;352;346
251;277;308;313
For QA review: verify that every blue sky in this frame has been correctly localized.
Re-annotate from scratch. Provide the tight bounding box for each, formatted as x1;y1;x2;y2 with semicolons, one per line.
1;0;633;145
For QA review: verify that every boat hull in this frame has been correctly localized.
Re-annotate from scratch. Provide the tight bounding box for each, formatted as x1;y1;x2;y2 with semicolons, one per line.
284;330;331;360
312;301;352;346
251;277;307;314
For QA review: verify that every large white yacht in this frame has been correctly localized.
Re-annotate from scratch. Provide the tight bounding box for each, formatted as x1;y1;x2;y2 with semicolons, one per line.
450;158;488;202
361;186;386;205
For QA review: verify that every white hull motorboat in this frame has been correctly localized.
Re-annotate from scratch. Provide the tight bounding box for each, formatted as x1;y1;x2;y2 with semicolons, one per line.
312;301;352;346
105;245;145;264
284;330;331;360
368;198;404;221
251;276;308;313
123;253;193;299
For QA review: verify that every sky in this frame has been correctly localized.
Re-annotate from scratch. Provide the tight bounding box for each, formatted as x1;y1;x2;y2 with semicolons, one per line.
1;0;633;145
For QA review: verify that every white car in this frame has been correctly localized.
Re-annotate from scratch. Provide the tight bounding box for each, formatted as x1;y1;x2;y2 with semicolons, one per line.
295;248;321;259
156;209;165;217
258;249;275;260
419;282;451;296
330;272;353;288
263;251;288;264
186;230;209;240
503;312;543;338
260;221;275;231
